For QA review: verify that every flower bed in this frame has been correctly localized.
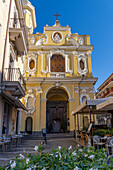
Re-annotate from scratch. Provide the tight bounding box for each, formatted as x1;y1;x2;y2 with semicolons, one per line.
0;145;113;169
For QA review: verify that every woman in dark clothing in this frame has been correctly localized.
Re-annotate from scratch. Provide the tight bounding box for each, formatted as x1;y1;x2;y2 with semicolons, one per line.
2;122;6;137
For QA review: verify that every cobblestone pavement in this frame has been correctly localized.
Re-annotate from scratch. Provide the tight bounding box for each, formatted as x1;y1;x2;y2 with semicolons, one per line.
0;138;80;167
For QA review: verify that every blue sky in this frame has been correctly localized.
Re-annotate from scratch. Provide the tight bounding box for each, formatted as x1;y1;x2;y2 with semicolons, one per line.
30;0;113;91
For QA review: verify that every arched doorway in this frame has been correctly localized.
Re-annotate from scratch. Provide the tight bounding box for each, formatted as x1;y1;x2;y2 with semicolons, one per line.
46;87;68;133
25;117;32;134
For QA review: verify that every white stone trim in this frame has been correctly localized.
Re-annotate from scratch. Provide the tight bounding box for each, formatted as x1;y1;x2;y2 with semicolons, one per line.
77;54;88;76
47;49;68;73
35;34;48;46
26;53;38;75
24;90;36;115
44;85;72;100
36;87;42;93
52;31;63;43
80;90;90;104
44;27;70;31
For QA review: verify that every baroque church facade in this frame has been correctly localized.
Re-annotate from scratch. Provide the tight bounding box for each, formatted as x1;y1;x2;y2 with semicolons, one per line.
21;0;97;134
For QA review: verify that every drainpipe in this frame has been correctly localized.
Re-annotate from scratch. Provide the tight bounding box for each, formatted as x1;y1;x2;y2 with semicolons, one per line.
78;74;84;130
1;0;12;84
40;78;45;133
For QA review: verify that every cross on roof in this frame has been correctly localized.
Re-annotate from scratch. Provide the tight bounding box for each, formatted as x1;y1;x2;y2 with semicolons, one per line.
53;13;61;20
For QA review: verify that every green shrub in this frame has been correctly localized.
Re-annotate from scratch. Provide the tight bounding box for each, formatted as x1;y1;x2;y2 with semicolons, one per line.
0;145;113;169
93;129;111;137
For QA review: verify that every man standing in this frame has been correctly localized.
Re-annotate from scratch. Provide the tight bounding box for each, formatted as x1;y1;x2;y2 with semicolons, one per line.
42;128;47;144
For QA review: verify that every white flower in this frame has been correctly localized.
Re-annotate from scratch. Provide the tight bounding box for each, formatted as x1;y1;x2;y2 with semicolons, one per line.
56;154;58;158
34;146;38;151
79;149;82;152
58;146;61;150
68;145;72;150
26;168;31;170
72;151;77;156
19;154;25;159
74;166;79;170
9;160;12;164
55;153;62;160
84;154;88;157
26;158;30;164
59;153;62;160
11;161;16;169
77;144;80;147
88;155;95;159
42;168;46;170
87;149;90;153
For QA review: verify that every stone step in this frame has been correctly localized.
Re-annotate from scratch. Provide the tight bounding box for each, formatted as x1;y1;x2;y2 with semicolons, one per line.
24;133;74;140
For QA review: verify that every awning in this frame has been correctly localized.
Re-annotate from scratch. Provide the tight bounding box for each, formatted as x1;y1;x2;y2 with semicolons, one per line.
72;98;111;115
96;97;113;111
0;91;27;111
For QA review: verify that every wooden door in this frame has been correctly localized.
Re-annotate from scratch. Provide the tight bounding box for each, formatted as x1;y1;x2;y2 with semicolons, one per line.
46;101;67;133
26;117;32;134
51;55;65;72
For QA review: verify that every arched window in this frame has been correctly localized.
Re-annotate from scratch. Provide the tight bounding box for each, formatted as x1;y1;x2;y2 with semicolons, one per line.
29;60;35;69
51;55;65;72
82;96;87;103
80;60;85;70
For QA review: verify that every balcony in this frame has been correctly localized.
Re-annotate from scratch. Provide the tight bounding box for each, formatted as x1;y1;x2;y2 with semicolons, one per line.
2;68;26;98
9;18;28;55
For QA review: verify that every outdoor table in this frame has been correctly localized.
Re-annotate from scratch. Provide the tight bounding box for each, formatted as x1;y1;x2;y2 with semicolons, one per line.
11;136;18;147
15;135;23;146
4;139;11;151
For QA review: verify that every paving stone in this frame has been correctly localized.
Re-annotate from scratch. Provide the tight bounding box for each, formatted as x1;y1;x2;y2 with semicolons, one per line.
0;137;80;167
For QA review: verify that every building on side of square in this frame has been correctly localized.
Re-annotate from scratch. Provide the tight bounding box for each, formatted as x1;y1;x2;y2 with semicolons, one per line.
96;73;113;125
0;0;28;137
21;1;97;134
96;73;113;99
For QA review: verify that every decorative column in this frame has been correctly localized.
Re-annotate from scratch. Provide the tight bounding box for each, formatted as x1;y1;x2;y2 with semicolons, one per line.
17;109;21;134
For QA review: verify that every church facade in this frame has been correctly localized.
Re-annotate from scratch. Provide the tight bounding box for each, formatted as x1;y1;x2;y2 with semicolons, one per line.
21;1;97;134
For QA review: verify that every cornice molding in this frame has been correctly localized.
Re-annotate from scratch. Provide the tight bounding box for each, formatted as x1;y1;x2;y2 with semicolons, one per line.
29;45;93;51
26;77;98;85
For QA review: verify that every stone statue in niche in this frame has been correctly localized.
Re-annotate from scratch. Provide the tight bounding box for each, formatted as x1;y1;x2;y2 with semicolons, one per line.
54;33;61;42
26;96;33;109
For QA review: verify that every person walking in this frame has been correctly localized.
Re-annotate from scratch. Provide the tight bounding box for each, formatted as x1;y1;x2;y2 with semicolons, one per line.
42;128;47;144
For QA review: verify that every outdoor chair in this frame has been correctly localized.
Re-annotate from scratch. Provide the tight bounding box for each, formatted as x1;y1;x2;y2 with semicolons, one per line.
76;131;81;140
106;137;113;156
80;132;85;146
84;134;91;147
4;137;11;151
93;135;105;150
0;141;4;152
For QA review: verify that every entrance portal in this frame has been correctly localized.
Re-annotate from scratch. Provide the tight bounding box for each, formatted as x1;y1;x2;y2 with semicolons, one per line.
46;88;68;133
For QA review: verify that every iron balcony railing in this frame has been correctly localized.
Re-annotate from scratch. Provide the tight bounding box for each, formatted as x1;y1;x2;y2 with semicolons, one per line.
3;68;26;91
9;18;28;47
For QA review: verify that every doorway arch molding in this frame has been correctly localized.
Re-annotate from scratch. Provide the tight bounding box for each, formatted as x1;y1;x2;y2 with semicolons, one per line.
43;85;72;100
